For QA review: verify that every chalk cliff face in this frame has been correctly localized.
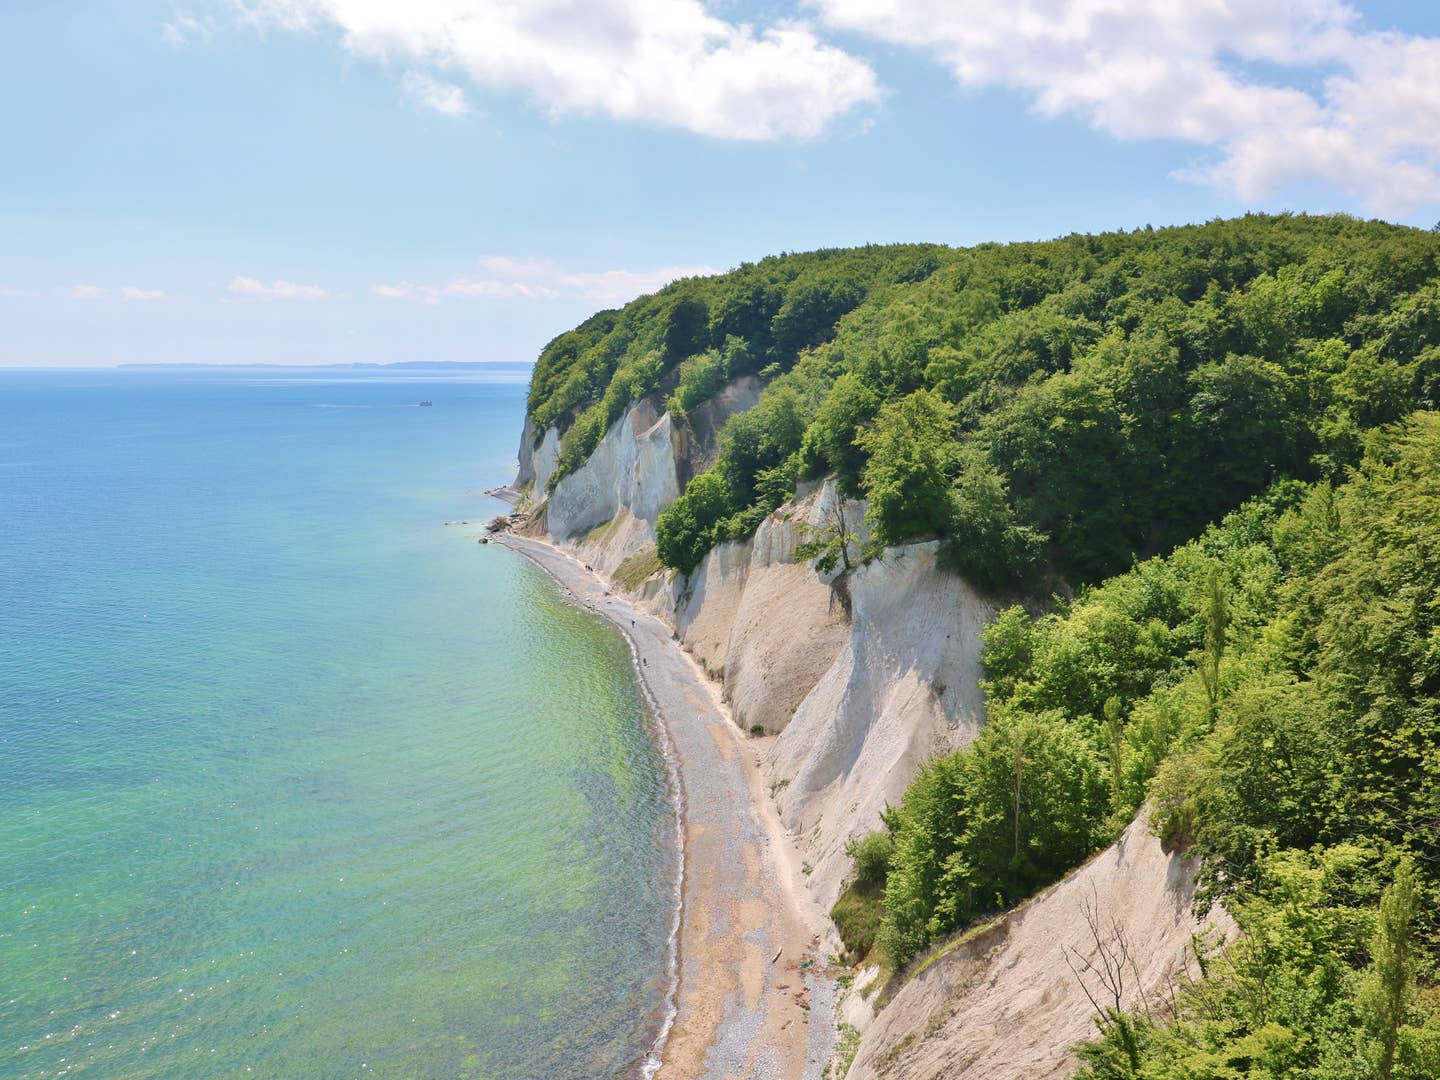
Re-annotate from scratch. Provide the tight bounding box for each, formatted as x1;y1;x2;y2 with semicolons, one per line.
769;541;995;908
515;416;560;495
511;383;1221;1076
847;815;1234;1080
515;376;762;570
643;528;996;910
516;388;1000;909
649;481;854;735
546;398;680;542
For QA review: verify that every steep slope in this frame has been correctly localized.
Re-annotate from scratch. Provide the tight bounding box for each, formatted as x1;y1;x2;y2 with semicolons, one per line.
768;541;995;909
649;484;851;736
515;416;561;494
519;424;994;909
508;409;1233;1078
508;364;1239;1077
848;816;1233;1080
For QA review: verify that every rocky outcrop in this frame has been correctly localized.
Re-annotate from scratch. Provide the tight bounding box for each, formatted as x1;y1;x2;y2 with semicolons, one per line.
847;814;1234;1080
517;394;998;913
515;416;560;495
672;376;762;487
614;485;993;910
651;482;855;738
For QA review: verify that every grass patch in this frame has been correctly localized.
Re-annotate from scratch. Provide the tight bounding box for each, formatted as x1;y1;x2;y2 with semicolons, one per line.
831;828;893;961
872;1031;915;1075
583;517;616;544
830;878;884;959
825;1023;862;1079
909;913;1001;979
614;546;663;591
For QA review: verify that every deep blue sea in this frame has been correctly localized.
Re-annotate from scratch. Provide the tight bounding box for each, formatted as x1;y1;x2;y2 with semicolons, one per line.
0;366;675;1079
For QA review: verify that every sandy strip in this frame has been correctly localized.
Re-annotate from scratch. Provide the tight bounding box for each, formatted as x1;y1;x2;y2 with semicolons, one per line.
494;530;837;1080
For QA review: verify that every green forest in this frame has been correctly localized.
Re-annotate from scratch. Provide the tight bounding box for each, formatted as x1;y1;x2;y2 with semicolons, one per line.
873;418;1440;1077
522;214;1440;1077
526;214;1440;587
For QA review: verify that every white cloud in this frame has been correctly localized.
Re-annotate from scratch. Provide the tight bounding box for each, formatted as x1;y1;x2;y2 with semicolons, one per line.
62;284;170;301
238;0;879;140
371;282;441;305
162;10;212;48
812;0;1440;214
552;266;716;304
401;70;470;116
443;277;559;300
372;258;718;307
473;255;722;302
121;287;169;302
228;275;329;302
370;277;556;303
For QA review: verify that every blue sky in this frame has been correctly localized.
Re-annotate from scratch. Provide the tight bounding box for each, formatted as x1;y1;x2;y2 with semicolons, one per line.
4;0;1440;367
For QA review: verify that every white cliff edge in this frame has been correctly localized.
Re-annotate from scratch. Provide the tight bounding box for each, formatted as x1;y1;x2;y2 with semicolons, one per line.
511;384;1225;1079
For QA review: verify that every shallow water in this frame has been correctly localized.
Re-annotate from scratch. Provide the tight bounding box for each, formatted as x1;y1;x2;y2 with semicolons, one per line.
0;367;675;1079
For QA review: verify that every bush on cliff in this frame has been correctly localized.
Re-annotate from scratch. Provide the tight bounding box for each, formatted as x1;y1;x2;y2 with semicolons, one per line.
877;705;1110;965
831;830;894;961
526;244;950;493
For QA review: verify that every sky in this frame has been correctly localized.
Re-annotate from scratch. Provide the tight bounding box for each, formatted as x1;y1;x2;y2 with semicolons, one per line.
4;0;1440;367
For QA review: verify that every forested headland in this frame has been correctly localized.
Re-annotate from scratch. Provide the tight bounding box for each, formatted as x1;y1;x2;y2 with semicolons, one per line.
522;214;1440;1076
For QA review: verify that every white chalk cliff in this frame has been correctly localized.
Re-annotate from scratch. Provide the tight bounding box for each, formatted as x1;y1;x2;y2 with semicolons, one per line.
512;383;1227;1078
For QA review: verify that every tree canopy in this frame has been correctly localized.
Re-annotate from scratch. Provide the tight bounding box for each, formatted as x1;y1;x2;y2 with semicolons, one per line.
527;215;1440;580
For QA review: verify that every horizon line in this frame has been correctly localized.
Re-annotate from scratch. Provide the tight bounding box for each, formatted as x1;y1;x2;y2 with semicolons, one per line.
0;359;536;371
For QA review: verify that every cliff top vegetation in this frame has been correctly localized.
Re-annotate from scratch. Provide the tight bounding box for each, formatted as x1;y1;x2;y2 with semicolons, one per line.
524;214;1440;588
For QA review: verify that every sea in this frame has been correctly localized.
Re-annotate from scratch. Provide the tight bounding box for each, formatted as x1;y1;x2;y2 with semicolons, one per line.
0;365;677;1079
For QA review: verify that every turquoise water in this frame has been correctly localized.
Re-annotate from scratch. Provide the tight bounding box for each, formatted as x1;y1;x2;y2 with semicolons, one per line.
0;367;676;1079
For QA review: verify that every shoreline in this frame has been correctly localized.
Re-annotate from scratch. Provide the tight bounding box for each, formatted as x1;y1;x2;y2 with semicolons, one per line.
492;527;838;1079
495;530;686;1079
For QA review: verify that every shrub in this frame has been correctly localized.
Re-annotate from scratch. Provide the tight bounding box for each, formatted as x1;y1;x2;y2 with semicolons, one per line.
832;882;885;959
846;830;894;889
